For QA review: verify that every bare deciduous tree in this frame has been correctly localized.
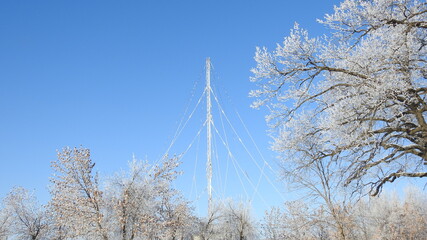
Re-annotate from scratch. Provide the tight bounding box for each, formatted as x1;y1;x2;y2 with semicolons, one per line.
49;147;196;240
220;200;256;240
277;141;355;240
158;194;196;240
105;159;154;240
4;187;48;240
251;0;427;196
196;200;256;240
106;157;196;240
197;203;224;240
262;201;333;240
353;187;427;240
0;203;10;240
49;147;108;239
263;186;427;240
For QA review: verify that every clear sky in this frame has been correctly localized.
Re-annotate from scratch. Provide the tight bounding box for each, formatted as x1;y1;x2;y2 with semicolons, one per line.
0;0;344;217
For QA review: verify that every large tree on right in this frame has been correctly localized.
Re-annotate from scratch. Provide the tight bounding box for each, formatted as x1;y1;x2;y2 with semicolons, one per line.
251;0;426;196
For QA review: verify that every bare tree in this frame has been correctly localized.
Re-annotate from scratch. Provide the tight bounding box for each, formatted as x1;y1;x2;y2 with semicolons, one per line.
105;156;196;240
353;186;427;240
196;203;223;240
261;207;284;240
158;194;197;240
105;159;156;240
219;200;256;240
261;201;332;240
4;187;48;240
0;203;10;240
262;186;427;240
251;0;427;196
50;147;196;240
277;138;355;239
195;200;256;240
364;187;427;239
49;147;108;240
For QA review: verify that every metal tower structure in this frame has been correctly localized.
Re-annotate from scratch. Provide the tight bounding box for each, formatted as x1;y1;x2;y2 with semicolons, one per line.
206;57;213;215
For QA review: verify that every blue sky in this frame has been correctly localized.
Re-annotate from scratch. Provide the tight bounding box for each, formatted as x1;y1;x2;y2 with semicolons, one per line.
0;0;344;217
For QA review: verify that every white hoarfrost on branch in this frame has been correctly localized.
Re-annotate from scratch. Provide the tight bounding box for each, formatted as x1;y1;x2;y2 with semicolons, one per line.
105;157;196;240
250;0;427;196
261;186;427;240
219;200;257;240
3;187;49;240
49;147;196;240
196;200;257;240
49;147;108;239
0;204;10;240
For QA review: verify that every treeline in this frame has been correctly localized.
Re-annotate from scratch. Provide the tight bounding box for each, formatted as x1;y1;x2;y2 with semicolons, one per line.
0;147;256;240
0;147;426;240
261;188;427;240
250;0;427;238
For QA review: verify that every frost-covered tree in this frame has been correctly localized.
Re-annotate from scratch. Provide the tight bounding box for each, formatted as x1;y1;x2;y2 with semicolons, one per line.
352;186;427;239
105;159;155;240
157;194;197;240
262;201;337;240
49;147;109;239
49;147;196;240
0;204;10;240
105;157;196;240
219;200;257;240
4;187;49;240
261;207;284;240
273;139;354;239
0;223;8;240
195;200;256;240
197;203;224;240
262;186;427;240
251;0;427;196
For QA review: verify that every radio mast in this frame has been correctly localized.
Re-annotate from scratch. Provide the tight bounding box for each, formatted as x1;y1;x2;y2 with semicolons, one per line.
206;57;213;215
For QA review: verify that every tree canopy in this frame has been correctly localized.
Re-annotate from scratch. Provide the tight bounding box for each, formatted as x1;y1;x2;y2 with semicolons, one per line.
251;0;427;196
